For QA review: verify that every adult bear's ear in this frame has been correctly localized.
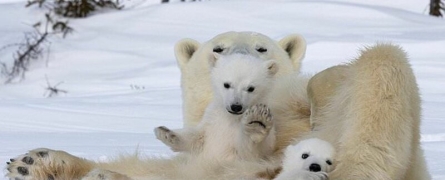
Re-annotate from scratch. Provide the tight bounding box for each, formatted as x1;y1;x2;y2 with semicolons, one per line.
278;34;306;71
174;39;201;71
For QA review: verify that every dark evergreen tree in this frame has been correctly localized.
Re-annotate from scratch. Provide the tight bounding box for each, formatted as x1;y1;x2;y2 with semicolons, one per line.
26;0;123;18
430;0;444;17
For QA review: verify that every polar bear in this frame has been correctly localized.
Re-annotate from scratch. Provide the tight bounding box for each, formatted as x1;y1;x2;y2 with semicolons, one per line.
301;44;431;180
176;33;430;180
5;33;430;180
154;53;278;162
175;31;311;152
175;31;307;128
274;138;335;180
5;54;284;180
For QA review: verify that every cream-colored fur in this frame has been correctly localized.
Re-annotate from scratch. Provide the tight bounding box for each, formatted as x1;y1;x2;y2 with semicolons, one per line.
5;39;430;179
267;73;312;152
6;148;96;180
307;65;347;129
175;31;307;127
303;44;430;180
6;148;283;180
6;53;289;180
154;54;278;162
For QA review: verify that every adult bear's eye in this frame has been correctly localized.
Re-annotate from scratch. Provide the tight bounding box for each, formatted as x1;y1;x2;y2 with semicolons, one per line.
213;47;224;53
302;153;309;159
326;160;332;165
224;83;231;89
247;86;255;93
256;47;267;53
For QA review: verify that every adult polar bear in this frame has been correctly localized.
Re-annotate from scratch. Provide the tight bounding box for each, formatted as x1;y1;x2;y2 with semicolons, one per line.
175;32;312;151
175;32;430;179
5;32;430;180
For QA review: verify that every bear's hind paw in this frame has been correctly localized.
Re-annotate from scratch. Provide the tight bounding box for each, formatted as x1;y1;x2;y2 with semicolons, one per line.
6;148;92;180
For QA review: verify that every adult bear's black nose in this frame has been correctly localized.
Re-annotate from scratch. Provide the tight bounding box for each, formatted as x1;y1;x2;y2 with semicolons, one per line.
230;104;243;113
309;163;321;172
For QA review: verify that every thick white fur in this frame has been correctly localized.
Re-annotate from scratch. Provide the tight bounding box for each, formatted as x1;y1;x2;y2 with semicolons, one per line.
175;31;307;127
302;44;430;180
6;54;286;180
283;138;335;174
154;53;278;162
5;39;430;180
275;138;335;180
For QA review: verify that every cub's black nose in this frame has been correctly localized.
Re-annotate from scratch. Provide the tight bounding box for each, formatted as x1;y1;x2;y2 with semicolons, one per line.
230;104;243;113
309;163;321;172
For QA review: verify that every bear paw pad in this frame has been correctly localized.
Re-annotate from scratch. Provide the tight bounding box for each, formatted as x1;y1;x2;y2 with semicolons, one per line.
242;104;273;143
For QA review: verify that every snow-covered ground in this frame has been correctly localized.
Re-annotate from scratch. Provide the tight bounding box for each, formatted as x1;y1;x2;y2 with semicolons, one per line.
1;0;444;179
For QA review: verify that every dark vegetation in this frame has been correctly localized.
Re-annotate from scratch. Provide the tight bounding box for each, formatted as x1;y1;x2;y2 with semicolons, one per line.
430;0;444;17
26;0;123;18
0;0;122;85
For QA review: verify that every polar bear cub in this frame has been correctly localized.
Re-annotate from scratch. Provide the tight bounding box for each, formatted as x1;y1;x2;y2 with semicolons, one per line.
155;53;278;162
275;138;335;180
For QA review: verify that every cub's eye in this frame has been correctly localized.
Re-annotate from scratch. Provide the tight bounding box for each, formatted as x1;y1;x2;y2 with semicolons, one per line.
247;86;255;93
213;47;224;53
326;160;332;165
256;47;267;53
302;153;309;159
224;83;231;89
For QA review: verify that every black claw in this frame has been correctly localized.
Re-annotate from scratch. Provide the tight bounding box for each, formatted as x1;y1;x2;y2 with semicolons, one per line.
6;162;10;165
37;151;48;157
48;175;55;180
17;166;29;175
22;156;34;165
10;158;15;162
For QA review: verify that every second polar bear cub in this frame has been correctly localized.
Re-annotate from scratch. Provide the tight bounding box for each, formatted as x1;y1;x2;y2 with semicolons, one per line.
155;53;278;162
275;138;335;180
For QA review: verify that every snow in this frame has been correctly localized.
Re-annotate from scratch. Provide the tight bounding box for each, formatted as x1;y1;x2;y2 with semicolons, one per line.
1;0;445;179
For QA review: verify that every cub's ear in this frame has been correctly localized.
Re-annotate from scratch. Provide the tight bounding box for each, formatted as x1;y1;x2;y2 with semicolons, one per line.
264;60;278;76
278;34;306;72
209;52;220;68
174;39;201;71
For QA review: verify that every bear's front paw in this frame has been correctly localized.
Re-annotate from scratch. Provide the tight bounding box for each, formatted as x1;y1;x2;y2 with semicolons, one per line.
241;104;273;143
154;126;182;151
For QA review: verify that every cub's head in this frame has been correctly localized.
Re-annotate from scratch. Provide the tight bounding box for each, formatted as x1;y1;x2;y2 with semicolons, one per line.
282;138;335;173
209;53;278;115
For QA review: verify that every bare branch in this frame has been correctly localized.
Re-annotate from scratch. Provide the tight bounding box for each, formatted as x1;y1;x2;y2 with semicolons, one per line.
44;75;67;97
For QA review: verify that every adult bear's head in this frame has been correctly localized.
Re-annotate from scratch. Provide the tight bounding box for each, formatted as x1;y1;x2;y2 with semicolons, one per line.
174;31;306;127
